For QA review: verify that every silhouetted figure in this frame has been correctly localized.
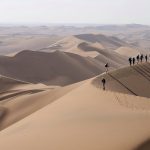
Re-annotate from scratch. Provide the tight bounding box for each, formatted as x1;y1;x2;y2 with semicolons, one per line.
101;78;106;90
136;55;140;64
105;63;109;73
145;55;148;62
140;54;144;63
133;57;135;65
128;57;132;66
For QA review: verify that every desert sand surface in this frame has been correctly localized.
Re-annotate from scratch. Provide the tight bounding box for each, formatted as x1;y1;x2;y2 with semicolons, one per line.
0;80;82;130
0;25;150;150
1;25;150;53
0;50;127;86
115;47;140;57
0;63;150;150
93;63;150;98
0;34;61;55
41;34;131;57
0;76;59;129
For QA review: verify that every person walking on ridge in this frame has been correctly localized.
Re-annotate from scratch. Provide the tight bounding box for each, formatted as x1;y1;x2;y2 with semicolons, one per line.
133;57;135;65
145;55;148;62
140;54;144;63
101;78;106;90
128;57;132;66
105;63;109;73
136;55;140;64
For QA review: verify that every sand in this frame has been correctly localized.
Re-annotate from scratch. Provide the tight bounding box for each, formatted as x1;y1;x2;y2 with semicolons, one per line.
41;34;130;58
0;28;150;150
0;64;150;150
0;50;113;86
93;63;150;98
115;47;140;57
0;35;61;55
41;35;100;57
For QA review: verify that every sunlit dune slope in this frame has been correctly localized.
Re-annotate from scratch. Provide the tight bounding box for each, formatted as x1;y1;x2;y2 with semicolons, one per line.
0;76;150;150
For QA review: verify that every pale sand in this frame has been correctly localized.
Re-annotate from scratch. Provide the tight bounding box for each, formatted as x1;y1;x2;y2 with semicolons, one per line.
0;81;83;130
0;35;61;55
0;64;150;150
93;63;150;98
115;47;140;57
45;35;100;57
43;34;129;58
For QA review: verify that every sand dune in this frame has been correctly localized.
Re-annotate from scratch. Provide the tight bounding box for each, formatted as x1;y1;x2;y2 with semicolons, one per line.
78;42;127;67
0;35;61;55
0;50;109;86
0;81;82;130
1;25;150;51
41;34;131;58
115;47;140;57
75;34;129;50
0;70;150;150
0;28;149;150
0;75;29;93
41;35;100;57
93;63;150;98
0;74;61;130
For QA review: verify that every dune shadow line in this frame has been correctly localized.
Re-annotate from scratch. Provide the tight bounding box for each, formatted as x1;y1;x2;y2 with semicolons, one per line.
135;139;150;150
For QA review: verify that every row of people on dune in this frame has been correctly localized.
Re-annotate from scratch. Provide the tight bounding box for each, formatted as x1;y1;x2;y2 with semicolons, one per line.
128;54;149;66
102;55;149;90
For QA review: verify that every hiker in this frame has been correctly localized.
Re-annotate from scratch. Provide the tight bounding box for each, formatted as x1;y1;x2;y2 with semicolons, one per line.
145;55;148;62
136;55;140;64
105;63;109;73
128;57;132;66
101;78;106;90
133;57;135;65
140;54;144;63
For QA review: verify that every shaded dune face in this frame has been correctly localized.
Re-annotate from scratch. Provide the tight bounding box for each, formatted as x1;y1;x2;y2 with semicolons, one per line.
0;50;104;86
78;42;127;68
135;139;150;150
92;63;150;98
0;49;127;86
75;34;128;50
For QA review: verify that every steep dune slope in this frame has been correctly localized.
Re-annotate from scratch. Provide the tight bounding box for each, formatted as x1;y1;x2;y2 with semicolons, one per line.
0;75;52;130
93;63;150;98
0;81;82;130
0;50;104;86
0;75;28;92
0;76;150;150
78;42;127;67
1;49;128;86
41;34;130;58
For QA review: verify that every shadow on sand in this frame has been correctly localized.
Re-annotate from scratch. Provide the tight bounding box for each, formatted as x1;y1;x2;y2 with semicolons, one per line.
135;139;150;150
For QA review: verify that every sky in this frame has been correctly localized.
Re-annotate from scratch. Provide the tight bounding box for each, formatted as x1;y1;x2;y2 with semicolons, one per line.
0;0;150;25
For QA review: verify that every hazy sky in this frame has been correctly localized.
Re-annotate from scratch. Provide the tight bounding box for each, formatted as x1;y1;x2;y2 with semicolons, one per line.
0;0;150;25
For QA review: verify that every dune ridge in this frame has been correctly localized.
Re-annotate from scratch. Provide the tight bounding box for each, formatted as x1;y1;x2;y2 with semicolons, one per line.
93;63;150;98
